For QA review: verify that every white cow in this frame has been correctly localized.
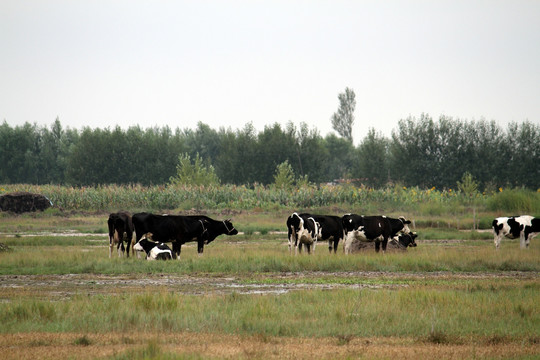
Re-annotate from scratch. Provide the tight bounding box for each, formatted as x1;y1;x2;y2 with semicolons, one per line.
492;215;539;249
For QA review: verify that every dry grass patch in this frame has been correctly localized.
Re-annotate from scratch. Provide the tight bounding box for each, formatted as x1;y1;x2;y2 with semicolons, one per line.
0;332;538;360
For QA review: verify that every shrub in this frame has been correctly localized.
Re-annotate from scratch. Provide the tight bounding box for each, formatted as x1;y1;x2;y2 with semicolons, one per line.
487;188;540;214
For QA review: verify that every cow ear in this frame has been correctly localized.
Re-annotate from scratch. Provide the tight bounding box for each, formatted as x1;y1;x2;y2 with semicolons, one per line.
405;220;411;224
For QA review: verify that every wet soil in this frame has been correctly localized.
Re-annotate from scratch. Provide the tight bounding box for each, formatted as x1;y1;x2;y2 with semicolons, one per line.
1;270;536;301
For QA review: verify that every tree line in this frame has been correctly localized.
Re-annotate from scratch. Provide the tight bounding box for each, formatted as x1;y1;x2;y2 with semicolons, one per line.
0;114;538;190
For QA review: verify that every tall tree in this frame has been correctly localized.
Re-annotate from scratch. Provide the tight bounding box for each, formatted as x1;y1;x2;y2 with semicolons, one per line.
356;128;389;187
331;87;356;143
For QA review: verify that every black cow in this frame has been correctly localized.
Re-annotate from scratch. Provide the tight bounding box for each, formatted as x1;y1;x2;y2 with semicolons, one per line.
300;213;343;253
286;212;319;254
492;215;539;249
107;212;134;258
342;214;392;253
133;233;173;260
132;212;238;259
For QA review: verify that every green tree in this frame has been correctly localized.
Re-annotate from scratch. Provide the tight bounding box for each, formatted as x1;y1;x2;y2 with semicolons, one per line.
356;128;388;187
331;87;356;143
169;153;220;186
273;160;295;190
256;123;297;184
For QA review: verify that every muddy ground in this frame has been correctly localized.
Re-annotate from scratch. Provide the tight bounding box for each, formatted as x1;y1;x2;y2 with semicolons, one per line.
0;271;536;300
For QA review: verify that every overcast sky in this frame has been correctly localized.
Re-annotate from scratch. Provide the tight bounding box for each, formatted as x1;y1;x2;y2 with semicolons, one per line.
1;0;539;144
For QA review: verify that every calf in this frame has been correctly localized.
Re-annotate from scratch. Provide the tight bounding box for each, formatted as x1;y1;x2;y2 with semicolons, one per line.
107;212;134;258
391;232;418;249
342;214;392;254
300;214;343;253
133;233;173;260
492;215;539;249
286;212;319;254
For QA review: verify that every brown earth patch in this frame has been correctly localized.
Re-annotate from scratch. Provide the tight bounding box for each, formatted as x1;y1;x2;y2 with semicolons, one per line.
0;332;538;360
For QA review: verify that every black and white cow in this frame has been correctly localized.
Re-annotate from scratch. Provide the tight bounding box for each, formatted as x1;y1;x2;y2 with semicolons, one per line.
133;233;173;260
107;212;134;258
286;212;319;254
492;215;540;249
342;214;393;253
132;212;238;259
391;232;418;250
300;214;344;253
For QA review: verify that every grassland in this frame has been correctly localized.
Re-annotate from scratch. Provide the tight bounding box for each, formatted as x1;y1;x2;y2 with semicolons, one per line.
0;209;539;359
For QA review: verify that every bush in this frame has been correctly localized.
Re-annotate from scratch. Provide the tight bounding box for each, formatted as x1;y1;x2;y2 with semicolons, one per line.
487;188;540;214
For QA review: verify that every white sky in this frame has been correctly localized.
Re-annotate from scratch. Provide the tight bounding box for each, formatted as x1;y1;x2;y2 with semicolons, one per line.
1;0;539;144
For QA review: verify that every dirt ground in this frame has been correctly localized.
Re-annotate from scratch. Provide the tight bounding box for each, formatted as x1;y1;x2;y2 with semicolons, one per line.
1;271;536;299
1;331;538;360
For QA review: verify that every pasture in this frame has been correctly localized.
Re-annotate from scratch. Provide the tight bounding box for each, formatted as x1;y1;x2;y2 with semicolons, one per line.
0;210;539;359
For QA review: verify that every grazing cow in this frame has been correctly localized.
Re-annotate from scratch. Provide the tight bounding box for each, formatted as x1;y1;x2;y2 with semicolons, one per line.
492;215;540;249
391;232;418;249
342;214;393;254
132;212;238;259
300;213;344;253
133;233;173;260
286;212;319;254
107;212;134;258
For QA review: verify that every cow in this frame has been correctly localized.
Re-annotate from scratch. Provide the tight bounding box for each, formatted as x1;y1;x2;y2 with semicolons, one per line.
492;215;540;249
286;212;319;254
133;233;173;260
342;214;393;254
391;232;418;249
107;212;134;258
132;212;238;259
300;213;343;253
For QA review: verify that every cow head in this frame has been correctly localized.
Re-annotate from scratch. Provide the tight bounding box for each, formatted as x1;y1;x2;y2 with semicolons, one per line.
223;219;238;236
134;233;153;255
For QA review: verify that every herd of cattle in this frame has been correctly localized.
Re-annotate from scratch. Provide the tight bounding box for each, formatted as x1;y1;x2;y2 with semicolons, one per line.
108;211;539;260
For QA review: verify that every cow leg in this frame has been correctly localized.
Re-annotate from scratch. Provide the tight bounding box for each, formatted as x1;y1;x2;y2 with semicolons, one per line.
375;241;381;253
109;236;113;258
381;239;388;253
494;234;501;249
123;233;130;258
172;242;182;260
520;232;527;249
117;241;124;257
197;240;205;254
306;243;311;254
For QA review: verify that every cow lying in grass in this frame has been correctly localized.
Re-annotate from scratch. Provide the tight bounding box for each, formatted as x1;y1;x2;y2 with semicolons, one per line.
133;233;173;260
391;232;418;250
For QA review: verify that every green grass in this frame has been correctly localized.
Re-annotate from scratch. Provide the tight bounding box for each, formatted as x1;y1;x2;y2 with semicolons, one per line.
1;235;539;275
1;281;538;342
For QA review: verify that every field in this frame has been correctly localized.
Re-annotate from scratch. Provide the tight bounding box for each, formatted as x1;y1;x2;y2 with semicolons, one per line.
0;210;539;359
